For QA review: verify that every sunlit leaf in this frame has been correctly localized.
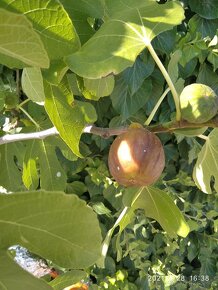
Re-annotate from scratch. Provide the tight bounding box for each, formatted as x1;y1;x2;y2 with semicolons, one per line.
0;191;102;268
66;0;184;78
193;129;218;194
0;9;49;68
125;186;190;238
22;137;68;191
44;80;97;157
0;0;80;60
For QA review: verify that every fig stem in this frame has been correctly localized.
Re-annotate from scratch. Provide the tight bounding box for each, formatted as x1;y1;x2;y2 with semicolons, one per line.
146;42;181;121
144;87;171;126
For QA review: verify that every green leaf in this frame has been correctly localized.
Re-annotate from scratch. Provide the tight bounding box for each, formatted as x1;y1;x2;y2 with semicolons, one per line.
193;129;218;194
0;143;25;192
0;251;52;290
0;0;80;60
77;75;115;101
188;15;218;38
199;248;217;276
197;63;218;94
128;186;190;238
21;68;45;104
208;49;218;71
188;0;218;20
0;9;49;68
152;29;177;55
60;0;104;44
0;191;102;268
42;60;68;85
66;0;184;78
122;56;154;95
44;80;97;157
111;78;152;120
22;137;68;191
168;50;182;84
49;270;86;290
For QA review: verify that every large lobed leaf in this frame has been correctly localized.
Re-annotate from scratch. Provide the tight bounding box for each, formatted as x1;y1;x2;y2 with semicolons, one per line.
0;9;49;68
0;191;102;269
66;0;184;78
0;0;80;60
193;129;218;194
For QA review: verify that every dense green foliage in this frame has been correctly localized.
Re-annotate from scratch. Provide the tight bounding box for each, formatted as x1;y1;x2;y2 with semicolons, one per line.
0;0;218;289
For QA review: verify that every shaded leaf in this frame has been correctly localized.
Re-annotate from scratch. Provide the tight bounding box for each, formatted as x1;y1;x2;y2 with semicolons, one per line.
0;142;25;192
21;68;45;104
0;191;102;268
111;78;152;120
199;248;217;277
60;0;104;44
66;0;184;78
0;9;49;68
188;0;218;20
197;63;218;94
0;251;52;290
188;15;218;38
0;0;80;60
193;129;218;194
122;57;154;95
82;75;115;100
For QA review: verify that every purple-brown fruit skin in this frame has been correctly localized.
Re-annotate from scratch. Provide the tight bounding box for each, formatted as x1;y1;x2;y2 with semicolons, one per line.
108;128;165;187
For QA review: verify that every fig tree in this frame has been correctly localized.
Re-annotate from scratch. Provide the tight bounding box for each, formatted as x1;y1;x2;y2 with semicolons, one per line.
180;83;218;124
108;127;165;187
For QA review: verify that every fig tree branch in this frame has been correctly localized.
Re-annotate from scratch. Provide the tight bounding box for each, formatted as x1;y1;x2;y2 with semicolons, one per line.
1;117;218;145
0;125;128;145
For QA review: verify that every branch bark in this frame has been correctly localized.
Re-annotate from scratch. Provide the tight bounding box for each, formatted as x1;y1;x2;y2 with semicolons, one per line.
1;117;218;145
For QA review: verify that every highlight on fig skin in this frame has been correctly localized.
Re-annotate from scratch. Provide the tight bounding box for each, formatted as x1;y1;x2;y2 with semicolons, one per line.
108;128;165;187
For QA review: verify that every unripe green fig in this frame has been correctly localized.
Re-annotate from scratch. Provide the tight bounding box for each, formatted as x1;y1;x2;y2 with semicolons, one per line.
4;93;19;109
180;83;218;124
108;128;165;187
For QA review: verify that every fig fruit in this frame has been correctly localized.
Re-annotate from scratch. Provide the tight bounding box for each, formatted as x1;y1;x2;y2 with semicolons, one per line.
108;128;165;187
180;83;218;124
4;92;19;109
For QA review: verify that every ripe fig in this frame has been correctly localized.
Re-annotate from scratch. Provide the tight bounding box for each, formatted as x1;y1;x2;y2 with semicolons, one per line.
108;128;165;187
180;83;218;124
